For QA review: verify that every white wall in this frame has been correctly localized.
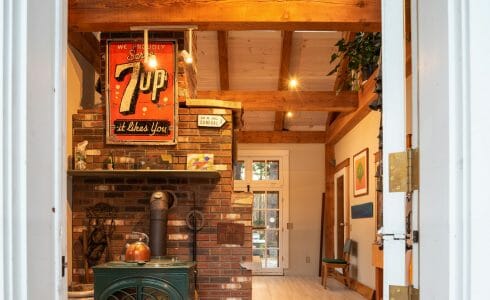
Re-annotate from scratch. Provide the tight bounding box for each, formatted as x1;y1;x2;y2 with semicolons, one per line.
238;143;325;276
334;111;380;289
66;45;100;156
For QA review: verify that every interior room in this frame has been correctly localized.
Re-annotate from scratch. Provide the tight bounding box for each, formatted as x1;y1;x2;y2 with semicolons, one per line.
63;1;392;299
4;0;489;299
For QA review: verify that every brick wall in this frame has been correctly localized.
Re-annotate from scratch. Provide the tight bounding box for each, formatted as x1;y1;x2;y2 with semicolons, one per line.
70;31;252;300
71;108;252;299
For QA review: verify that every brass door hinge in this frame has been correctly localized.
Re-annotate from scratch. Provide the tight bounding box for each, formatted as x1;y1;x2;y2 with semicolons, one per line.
389;285;419;300
389;148;419;193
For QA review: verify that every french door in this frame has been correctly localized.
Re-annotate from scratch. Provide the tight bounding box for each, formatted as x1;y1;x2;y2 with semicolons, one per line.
234;150;289;275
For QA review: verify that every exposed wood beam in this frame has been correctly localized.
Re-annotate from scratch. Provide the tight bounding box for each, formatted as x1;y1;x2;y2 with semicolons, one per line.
69;0;381;32
236;131;326;143
325;69;379;144
68;31;101;74
276;31;293;131
196;91;358;112
274;112;286;131
217;31;230;90
278;31;293;90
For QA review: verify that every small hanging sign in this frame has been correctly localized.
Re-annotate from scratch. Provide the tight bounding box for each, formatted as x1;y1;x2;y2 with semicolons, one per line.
197;115;226;128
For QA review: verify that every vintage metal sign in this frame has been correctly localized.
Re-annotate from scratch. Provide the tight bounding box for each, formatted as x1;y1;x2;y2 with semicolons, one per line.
197;115;226;128
106;40;177;144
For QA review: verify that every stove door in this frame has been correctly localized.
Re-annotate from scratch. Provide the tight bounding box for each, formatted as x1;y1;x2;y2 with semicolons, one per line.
99;278;183;300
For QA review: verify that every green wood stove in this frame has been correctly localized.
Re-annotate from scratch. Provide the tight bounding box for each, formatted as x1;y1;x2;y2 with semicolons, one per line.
93;258;196;300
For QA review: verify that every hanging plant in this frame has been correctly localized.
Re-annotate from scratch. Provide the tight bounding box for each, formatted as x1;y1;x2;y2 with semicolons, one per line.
328;32;381;91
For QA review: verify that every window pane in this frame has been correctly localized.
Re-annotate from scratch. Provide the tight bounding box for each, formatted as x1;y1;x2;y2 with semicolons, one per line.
253;211;266;228
267;248;279;268
233;160;245;180
252;160;266;180
252;160;280;180
267;211;279;229
252;230;266;249
266;230;279;248
253;192;266;209
267;192;279;209
267;160;279;180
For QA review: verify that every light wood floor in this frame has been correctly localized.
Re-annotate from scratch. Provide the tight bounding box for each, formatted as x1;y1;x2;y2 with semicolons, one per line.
252;276;365;300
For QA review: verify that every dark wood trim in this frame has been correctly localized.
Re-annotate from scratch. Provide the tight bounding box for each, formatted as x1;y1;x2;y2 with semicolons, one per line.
326;69;379;144
217;31;230;90
324;144;335;259
236;131;325;143
68;31;101;74
274;111;286;131
335;158;350;173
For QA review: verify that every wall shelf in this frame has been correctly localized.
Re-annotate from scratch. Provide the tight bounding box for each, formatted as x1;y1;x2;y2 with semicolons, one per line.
67;169;221;179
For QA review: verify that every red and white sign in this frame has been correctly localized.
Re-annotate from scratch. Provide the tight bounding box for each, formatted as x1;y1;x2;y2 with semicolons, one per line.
106;40;177;144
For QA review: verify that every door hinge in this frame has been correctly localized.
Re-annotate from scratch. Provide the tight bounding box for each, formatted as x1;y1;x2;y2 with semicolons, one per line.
389;148;419;193
61;255;67;277
389;285;419;300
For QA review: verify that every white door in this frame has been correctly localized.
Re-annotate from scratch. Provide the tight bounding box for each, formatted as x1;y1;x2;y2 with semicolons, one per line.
234;150;289;275
382;0;412;295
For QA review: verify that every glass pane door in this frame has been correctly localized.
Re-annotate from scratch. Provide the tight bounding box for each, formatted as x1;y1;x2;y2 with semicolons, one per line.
252;191;280;270
234;150;289;275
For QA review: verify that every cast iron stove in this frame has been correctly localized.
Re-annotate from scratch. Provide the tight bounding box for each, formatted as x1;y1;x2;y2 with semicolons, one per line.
93;257;196;300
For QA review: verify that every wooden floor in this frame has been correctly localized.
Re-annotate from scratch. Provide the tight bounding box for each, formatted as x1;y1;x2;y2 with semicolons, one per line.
252;276;365;300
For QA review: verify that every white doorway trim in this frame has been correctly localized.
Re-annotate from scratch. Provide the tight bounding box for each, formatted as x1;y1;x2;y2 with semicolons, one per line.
1;0;67;299
235;149;290;274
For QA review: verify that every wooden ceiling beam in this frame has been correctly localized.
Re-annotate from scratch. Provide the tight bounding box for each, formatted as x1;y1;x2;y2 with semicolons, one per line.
196;91;358;112
325;68;379;144
278;31;293;90
236;131;326;143
217;31;230;90
68;31;101;74
69;0;381;32
274;112;286;131
276;31;293;131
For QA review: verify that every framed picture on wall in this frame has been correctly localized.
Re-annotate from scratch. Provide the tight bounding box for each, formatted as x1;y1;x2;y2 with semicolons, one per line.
105;39;177;145
353;148;369;197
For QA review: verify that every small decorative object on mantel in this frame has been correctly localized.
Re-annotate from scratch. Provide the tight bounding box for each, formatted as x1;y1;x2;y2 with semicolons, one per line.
197;114;226;128
353;148;369;197
74;140;88;170
186;153;214;170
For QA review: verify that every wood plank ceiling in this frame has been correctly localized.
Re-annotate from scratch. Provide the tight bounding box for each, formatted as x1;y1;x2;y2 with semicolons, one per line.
69;0;381;143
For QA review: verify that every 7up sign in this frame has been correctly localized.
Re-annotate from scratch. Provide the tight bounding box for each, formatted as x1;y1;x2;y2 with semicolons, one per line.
105;40;177;145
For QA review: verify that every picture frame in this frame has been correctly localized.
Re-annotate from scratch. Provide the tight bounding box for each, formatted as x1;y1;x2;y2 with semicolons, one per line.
353;148;369;197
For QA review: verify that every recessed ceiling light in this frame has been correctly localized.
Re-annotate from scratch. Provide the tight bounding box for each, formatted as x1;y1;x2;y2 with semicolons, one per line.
288;78;298;89
286;111;293;118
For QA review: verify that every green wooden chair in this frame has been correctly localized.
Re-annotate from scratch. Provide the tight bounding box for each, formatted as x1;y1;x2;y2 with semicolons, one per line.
321;239;352;289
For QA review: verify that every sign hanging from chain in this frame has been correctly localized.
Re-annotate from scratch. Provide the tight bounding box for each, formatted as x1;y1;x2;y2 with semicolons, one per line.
106;40;177;145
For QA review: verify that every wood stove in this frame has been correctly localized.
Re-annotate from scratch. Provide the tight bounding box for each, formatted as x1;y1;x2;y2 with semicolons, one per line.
93;258;195;300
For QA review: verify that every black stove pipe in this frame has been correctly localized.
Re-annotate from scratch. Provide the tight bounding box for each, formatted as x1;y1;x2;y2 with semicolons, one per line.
149;191;175;257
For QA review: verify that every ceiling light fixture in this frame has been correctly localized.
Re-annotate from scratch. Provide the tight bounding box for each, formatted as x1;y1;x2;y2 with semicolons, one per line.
288;78;298;89
130;25;198;67
286;111;294;118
